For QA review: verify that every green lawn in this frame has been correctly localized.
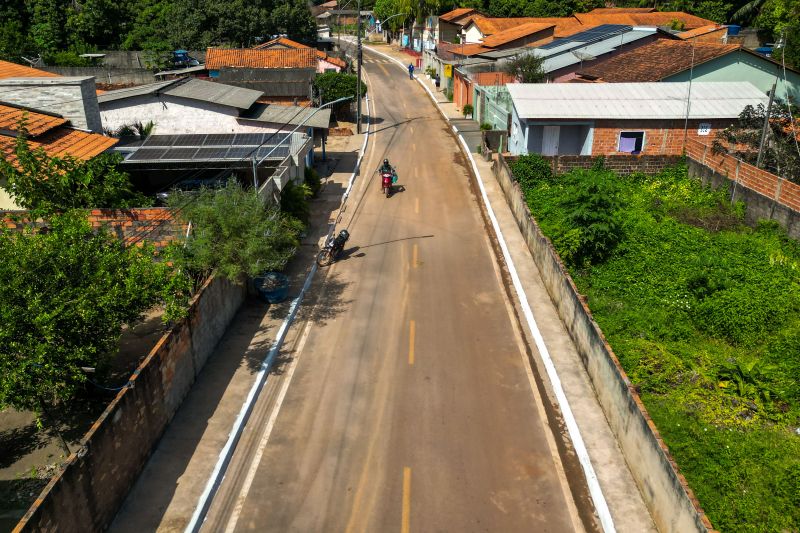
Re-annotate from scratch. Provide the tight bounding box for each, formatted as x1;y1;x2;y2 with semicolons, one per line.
513;158;800;532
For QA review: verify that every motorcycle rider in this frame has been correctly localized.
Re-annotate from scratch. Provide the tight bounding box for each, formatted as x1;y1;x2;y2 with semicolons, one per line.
332;229;349;254
379;158;394;176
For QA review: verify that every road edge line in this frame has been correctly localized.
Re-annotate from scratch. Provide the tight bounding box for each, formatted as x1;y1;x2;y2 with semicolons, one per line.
361;42;616;533
184;94;372;533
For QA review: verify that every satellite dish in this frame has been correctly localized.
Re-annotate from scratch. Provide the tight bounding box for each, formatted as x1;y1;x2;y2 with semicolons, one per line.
572;50;596;61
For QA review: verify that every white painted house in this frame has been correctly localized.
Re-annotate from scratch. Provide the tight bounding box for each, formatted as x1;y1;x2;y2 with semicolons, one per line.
98;78;267;135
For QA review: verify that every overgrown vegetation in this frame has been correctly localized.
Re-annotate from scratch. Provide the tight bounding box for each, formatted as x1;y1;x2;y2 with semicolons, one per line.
312;72;366;108
512;155;800;532
0;131;151;214
168;180;303;287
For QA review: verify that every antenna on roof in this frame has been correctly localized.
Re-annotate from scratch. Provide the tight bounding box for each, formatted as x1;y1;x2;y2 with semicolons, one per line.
20;55;43;68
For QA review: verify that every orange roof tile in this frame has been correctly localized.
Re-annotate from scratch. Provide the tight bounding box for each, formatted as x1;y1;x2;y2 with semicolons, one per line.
676;24;726;39
577;40;739;82
439;7;478;22
469;16;584;38
253;37;309;50
481;22;554;47
0;59;59;80
318;51;346;68
587;7;656;14
574;11;715;30
206;48;318;69
0;128;117;166
453;43;493;57
0;104;66;136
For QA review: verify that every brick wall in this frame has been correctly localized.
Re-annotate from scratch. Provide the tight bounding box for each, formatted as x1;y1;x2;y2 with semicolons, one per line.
2;208;185;248
592;119;730;156
504;153;684;175
685;137;800;239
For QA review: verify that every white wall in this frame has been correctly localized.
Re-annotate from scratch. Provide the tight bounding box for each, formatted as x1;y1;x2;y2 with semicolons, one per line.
100;95;278;135
508;105;526;155
463;24;484;44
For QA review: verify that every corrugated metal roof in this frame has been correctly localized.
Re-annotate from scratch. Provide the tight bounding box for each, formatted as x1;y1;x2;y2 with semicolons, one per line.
242;104;331;129
154;65;207;77
97;80;177;103
98;78;262;109
507;82;768;119
166;79;261;109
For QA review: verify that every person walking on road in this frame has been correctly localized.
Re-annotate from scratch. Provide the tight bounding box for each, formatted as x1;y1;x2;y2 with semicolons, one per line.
408;63;414;79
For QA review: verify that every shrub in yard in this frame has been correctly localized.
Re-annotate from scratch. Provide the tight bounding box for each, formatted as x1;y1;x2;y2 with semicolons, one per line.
509;153;552;188
462;103;473;118
280;181;312;224
562;169;622;266
304;166;322;197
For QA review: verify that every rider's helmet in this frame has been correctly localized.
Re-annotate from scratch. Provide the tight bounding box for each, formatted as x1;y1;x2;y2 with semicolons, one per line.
383;159;389;166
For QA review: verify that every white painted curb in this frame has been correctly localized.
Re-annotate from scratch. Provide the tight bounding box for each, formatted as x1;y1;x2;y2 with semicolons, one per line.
361;43;616;533
185;94;372;533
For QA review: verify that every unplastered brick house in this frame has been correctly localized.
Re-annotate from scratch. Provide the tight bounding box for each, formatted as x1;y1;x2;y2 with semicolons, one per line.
506;82;768;156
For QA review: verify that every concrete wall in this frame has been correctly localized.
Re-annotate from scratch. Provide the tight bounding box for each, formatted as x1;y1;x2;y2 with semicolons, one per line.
99;94;281;135
42;67;156;86
214;68;315;98
492;153;713;533
12;275;247;533
0;76;102;132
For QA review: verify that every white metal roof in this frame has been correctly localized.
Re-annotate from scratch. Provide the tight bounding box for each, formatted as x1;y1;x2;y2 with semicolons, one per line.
507;82;768;120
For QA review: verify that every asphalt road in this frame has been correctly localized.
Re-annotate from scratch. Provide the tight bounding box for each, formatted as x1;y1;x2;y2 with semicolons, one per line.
200;48;595;533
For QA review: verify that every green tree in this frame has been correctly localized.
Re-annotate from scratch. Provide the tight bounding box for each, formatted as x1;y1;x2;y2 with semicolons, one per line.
269;0;316;43
27;0;65;56
313;72;366;105
0;130;151;215
0;210;184;412
562;168;622;266
503;51;546;83
168;180;303;283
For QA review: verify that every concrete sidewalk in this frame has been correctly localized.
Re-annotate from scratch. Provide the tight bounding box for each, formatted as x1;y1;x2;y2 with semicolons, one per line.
109;132;364;532
365;42;657;532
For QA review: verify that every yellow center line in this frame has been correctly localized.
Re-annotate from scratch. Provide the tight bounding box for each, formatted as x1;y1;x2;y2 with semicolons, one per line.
412;243;418;268
401;467;412;533
414;197;419;214
412;142;416;152
408;321;416;366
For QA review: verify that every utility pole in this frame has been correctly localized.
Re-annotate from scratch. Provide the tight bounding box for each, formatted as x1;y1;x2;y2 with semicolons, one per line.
356;0;363;134
757;79;778;168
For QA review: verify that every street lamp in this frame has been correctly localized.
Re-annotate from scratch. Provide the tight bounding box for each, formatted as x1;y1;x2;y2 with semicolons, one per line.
252;96;353;188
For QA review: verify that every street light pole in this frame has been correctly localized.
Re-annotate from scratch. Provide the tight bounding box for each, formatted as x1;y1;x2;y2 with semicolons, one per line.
356;0;363;134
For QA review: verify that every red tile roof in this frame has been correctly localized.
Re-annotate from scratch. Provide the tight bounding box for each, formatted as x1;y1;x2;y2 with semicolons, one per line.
587;7;656;14
469;16;584;39
577;40;739;82
453;43;493;57
676;24;727;40
0;59;59;80
0;104;67;136
573;11;715;30
439;7;479;22
206;48;318;69
252;38;346;69
481;22;555;47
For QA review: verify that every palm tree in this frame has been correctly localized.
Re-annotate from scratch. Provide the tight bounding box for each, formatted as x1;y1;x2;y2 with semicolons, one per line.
731;0;767;23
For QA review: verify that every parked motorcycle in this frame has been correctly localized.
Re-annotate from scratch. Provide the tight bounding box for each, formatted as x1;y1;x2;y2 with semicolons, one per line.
316;229;350;266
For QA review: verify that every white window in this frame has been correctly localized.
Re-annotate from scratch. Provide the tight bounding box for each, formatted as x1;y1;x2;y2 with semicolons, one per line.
618;131;645;153
697;123;712;136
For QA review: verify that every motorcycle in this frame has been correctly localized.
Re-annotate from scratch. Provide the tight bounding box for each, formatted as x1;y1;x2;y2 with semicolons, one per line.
316;229;350;266
380;170;393;197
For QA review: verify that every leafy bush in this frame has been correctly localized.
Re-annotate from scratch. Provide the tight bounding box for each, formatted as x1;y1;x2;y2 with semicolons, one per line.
562;169;622;266
509;154;552;188
304;166;322;197
462;103;473;118
169;180;302;283
313;72;366;107
280;181;312;224
480;122;492;131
